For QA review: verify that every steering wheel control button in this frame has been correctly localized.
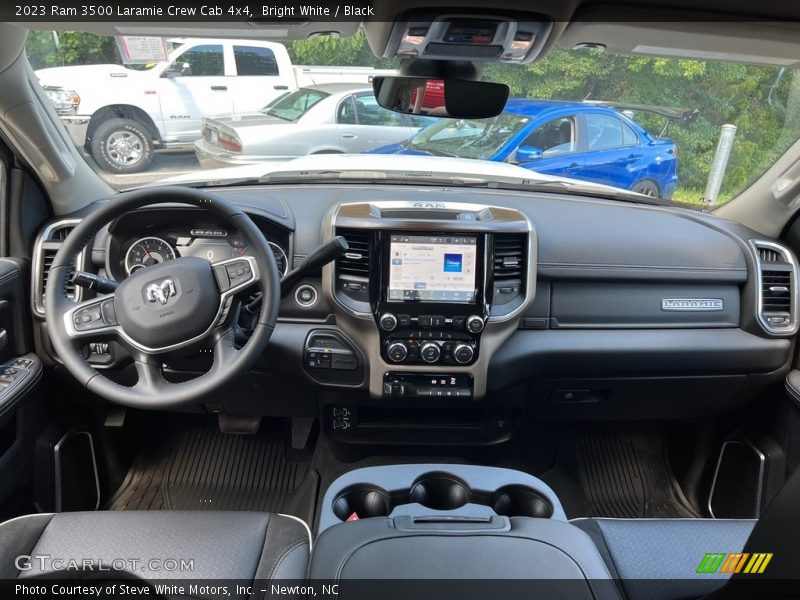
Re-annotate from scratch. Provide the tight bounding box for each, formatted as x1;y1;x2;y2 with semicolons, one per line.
295;284;318;308
420;342;442;364
73;304;105;331
387;342;408;363
379;313;398;331
100;299;118;326
466;315;485;333
453;343;475;364
225;259;253;288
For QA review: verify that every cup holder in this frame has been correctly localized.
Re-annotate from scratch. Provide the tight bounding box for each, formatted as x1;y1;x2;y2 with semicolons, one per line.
492;485;553;518
333;486;391;521
409;473;471;510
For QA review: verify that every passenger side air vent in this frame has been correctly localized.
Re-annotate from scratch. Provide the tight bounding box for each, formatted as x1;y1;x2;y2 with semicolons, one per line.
751;240;798;335
335;228;371;303
33;220;82;316
492;233;527;310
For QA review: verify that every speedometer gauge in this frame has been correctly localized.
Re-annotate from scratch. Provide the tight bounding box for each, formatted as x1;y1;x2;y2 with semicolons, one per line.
124;237;176;275
268;242;289;277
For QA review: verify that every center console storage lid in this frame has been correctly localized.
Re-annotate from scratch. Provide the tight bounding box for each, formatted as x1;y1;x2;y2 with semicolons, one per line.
309;516;621;600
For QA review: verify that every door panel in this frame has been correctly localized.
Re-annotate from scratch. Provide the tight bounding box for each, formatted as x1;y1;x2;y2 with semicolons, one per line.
156;44;233;143
0;258;43;514
579;112;643;189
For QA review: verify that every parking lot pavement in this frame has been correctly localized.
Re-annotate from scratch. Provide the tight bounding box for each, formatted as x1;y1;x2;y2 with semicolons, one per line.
89;152;203;188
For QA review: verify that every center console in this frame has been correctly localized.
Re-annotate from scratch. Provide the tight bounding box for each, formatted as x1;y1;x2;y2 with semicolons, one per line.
317;201;535;446
322;201;535;402
310;464;619;598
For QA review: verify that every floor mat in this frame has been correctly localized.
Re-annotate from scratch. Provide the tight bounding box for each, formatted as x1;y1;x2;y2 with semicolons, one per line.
559;427;699;519
107;423;317;522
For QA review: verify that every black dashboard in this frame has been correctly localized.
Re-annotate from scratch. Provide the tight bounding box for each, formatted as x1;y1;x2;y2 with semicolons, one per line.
30;184;799;445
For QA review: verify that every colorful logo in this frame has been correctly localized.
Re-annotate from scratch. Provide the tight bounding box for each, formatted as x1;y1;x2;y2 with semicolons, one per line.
697;553;773;574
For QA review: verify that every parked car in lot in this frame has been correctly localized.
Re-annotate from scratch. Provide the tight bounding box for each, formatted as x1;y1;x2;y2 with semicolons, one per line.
369;99;681;198
35;38;393;174
194;83;433;168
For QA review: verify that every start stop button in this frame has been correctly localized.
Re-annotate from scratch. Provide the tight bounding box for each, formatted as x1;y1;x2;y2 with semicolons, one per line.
295;284;318;308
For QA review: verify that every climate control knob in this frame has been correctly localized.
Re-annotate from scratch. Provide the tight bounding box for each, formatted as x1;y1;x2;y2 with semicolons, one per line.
386;342;408;363
453;343;475;364
466;315;485;333
419;342;441;364
379;313;398;332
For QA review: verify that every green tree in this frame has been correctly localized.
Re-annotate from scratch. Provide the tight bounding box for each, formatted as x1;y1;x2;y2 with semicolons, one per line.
26;31;119;70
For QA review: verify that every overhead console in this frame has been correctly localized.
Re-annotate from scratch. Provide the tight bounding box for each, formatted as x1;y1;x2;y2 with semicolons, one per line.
321;201;535;402
377;10;554;63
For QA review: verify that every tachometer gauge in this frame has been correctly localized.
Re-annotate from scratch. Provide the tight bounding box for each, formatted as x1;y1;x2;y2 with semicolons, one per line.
124;236;176;275
268;242;289;277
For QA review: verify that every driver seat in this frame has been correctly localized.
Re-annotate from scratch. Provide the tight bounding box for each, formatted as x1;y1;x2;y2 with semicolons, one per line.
0;510;310;585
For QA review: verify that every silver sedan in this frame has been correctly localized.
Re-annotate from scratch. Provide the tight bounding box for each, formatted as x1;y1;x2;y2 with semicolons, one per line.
194;82;431;168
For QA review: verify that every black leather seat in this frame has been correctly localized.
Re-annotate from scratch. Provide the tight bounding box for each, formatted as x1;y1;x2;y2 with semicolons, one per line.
572;518;756;600
0;511;310;596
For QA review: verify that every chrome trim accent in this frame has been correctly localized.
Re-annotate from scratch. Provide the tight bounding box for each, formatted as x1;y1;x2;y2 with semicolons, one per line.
661;298;724;311
378;312;397;332
294;284;318;308
63;256;259;354
708;438;766;519
268;241;289;277
749;239;800;336
123;236;176;276
32;219;84;317
321;200;536;399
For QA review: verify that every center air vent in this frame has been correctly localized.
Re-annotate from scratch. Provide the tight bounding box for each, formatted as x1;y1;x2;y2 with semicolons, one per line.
492;233;527;310
751;240;798;335
335;228;371;303
33;220;82;316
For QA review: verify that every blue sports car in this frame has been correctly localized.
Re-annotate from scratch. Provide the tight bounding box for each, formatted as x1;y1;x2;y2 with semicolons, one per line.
369;99;681;199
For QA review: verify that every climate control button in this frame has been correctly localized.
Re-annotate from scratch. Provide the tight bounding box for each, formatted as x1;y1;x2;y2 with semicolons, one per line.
386;342;408;363
453;343;475;364
419;342;441;364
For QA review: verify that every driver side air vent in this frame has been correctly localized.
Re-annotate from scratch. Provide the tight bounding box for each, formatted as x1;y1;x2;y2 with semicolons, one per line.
335;228;371;303
33;220;82;316
751;240;798;335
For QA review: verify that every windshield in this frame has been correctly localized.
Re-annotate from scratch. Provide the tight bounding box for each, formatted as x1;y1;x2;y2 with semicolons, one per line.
262;89;330;121
406;115;531;159
26;30;800;206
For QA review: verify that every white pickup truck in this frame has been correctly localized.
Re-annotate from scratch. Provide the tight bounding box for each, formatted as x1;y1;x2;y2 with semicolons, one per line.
36;38;393;173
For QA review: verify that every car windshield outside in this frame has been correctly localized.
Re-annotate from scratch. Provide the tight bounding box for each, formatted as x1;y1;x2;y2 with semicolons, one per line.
405;115;532;159
26;30;800;205
263;89;330;121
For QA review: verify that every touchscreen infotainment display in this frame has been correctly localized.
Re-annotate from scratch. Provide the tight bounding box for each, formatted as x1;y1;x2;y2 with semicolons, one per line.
388;234;478;303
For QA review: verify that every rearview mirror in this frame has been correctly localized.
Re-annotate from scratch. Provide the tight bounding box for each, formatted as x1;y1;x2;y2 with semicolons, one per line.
373;76;509;120
516;146;544;162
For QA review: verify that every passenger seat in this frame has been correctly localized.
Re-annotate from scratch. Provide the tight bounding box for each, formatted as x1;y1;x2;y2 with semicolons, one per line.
0;511;310;596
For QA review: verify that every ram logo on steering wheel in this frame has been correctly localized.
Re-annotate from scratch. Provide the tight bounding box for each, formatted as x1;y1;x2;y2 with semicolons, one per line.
145;279;176;306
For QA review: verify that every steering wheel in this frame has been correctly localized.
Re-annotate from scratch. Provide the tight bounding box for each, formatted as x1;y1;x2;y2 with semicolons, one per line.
45;186;281;409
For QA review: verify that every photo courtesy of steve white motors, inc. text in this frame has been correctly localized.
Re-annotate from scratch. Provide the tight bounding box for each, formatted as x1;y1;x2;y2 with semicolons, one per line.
13;3;376;18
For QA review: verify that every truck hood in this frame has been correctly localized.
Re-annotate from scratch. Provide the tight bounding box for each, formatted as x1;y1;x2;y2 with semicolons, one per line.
161;153;626;198
35;64;149;87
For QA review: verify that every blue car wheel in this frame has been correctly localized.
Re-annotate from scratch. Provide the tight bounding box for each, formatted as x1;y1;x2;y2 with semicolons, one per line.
632;178;661;198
